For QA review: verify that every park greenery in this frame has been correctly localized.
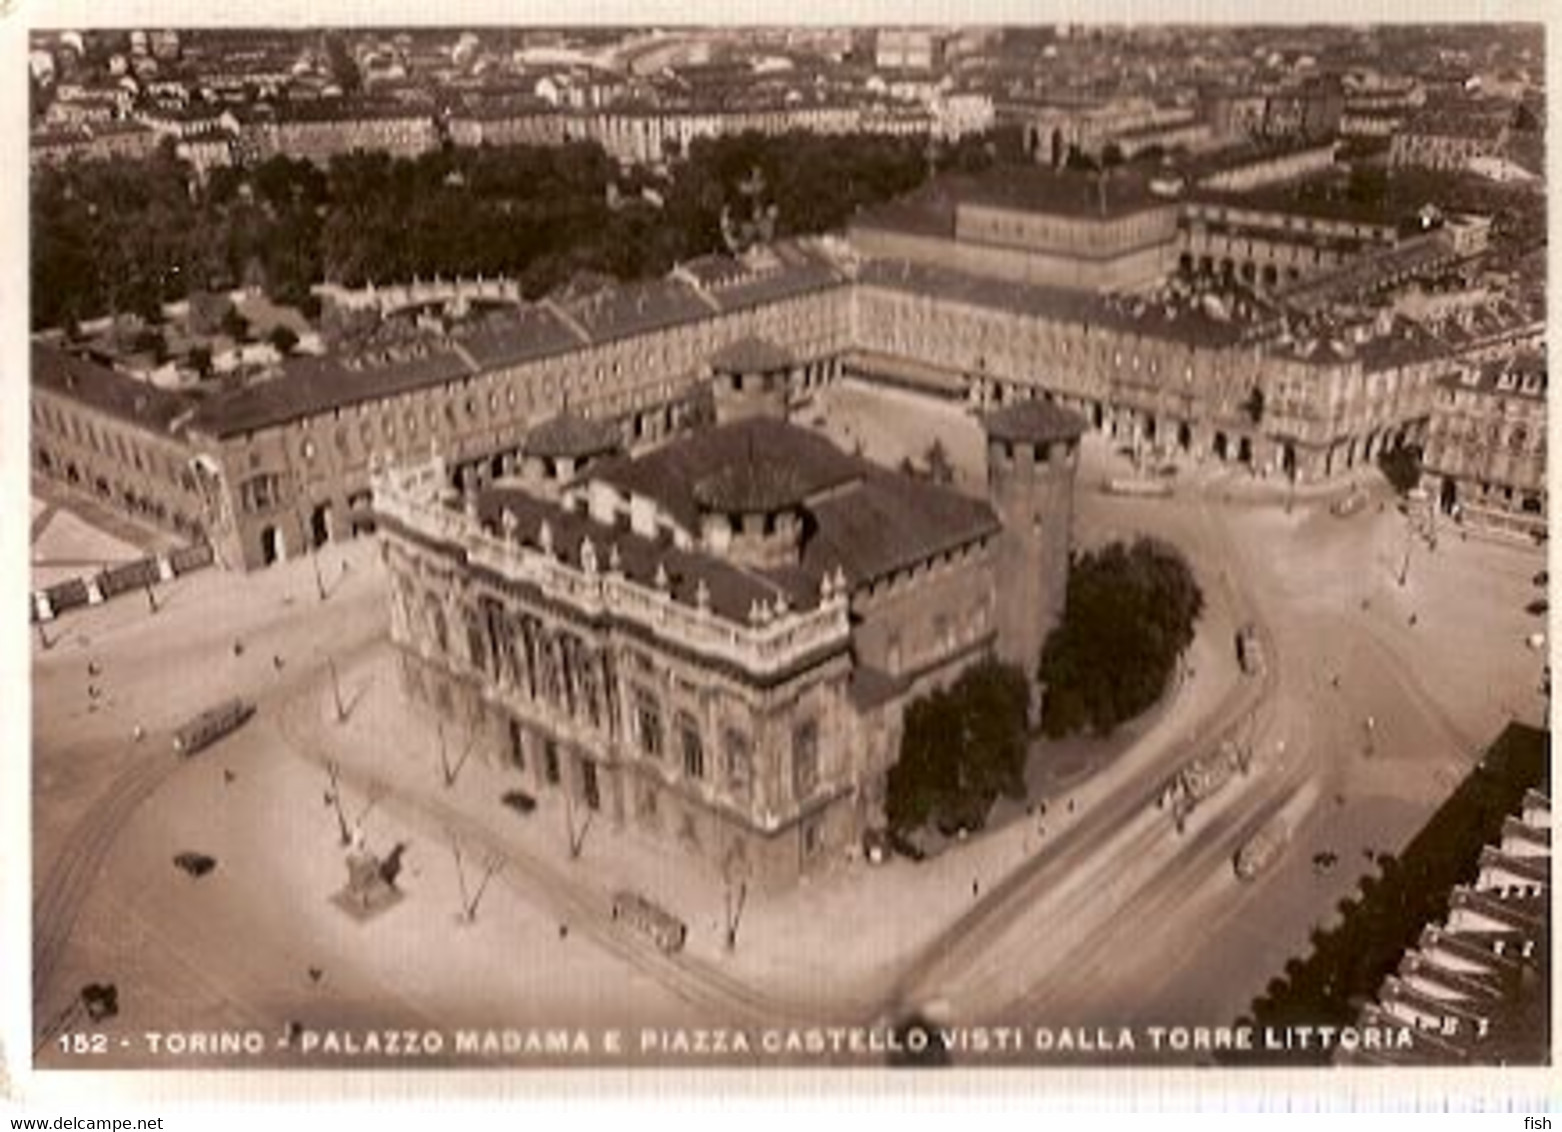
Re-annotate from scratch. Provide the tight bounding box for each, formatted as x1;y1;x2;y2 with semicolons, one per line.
884;658;1031;839
1037;538;1204;739
1221;722;1549;1066
31;127;1018;332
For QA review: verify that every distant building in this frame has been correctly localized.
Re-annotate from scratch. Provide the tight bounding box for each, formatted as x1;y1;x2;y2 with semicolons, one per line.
448;99;932;167
1339;789;1550;1066
1420;350;1547;541
1187;139;1338;193
851;165;1410;295
850;167;1184;293
1390;105;1513;171
875;28;947;72
30;121;162;169
231;100;439;166
30;344;209;542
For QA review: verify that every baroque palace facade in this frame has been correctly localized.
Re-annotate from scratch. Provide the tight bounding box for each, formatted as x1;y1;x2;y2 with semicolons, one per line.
32;234;1472;574
373;357;1082;887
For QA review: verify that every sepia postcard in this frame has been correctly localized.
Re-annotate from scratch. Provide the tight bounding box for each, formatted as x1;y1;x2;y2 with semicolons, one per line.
4;0;1556;1109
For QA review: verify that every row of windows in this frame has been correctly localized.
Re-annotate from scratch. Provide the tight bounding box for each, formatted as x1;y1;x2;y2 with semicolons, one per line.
34;399;195;493
282;303;843;470
630;685;816;803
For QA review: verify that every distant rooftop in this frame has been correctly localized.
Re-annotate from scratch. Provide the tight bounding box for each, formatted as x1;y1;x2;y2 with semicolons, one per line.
858;258;1253;349
937;166;1173;221
32;343;193;434
983;399;1088;446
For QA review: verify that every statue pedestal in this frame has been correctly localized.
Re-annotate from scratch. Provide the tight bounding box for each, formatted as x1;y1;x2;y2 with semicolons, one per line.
330;848;405;922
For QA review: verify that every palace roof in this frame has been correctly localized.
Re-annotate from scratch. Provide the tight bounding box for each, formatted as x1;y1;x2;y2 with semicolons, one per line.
589;417;999;598
32;343;194;434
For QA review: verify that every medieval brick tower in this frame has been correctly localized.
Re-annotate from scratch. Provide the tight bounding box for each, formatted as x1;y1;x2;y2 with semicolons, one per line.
982;399;1086;680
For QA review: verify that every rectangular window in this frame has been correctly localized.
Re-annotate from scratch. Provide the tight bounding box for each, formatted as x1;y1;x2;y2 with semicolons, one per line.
792;719;819;800
507;718;525;771
635;690;663;758
724;728;751;798
679;713;704;780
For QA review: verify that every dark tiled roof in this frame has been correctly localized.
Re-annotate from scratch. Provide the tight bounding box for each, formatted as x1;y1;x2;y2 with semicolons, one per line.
698;245;845;311
592;418;862;535
524;412;621;460
472;488;798;626
693;457;814;514
708;335;795;374
984;399;1088;446
795;467;1000;588
1441;351;1548;398
852;193;958;239
591;417;999;594
559;278;712;345
457;306;583;370
939;166;1170;220
32;343;194;434
187;348;473;438
858;258;1251;348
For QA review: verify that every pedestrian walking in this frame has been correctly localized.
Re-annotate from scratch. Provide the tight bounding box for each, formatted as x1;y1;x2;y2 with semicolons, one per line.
971;878;980;899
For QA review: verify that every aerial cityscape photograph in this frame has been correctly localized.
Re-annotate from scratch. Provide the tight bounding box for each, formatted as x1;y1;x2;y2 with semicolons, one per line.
20;20;1551;1073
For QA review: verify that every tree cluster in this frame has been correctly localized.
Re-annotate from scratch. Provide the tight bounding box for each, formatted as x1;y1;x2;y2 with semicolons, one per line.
1376;442;1423;495
1037;538;1204;739
32;128;958;331
1221;722;1549;1066
884;658;1031;838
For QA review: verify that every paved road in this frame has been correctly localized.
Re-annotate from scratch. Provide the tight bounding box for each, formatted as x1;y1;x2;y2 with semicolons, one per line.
887;486;1286;1023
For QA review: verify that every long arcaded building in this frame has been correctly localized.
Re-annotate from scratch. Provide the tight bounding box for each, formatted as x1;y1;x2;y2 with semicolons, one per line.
32;172;1490;573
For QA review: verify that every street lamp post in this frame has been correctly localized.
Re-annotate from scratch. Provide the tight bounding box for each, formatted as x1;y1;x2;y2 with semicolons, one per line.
327;656;346;724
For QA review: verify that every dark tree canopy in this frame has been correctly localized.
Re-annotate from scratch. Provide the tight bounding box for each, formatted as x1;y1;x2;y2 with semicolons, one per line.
32;128;955;331
1038;538;1204;738
268;324;300;356
1377;443;1423;495
884;658;1031;838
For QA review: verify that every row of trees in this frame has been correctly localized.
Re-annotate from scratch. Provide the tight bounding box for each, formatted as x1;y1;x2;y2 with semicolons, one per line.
32;128;1018;331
